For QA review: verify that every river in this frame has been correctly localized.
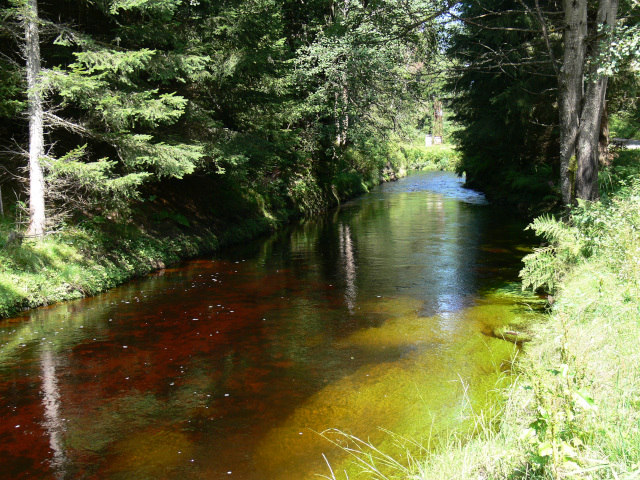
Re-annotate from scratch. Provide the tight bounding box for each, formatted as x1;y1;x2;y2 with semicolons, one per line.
0;171;543;479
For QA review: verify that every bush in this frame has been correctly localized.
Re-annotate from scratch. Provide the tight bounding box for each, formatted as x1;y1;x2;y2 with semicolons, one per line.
399;143;461;172
610;111;640;140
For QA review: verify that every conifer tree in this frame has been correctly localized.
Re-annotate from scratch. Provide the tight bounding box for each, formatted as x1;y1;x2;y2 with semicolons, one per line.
447;0;633;205
23;0;45;237
1;0;47;236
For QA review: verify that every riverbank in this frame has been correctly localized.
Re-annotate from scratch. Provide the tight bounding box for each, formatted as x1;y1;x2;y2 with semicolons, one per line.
404;150;640;479
0;143;459;320
316;148;640;479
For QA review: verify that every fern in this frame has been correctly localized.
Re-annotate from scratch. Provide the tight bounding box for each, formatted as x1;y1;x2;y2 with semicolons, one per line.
520;215;586;292
520;245;560;292
527;214;578;245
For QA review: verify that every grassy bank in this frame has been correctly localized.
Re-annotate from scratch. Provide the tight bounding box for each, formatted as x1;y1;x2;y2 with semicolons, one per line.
410;186;640;479
319;149;640;479
433;152;640;478
0;141;455;320
400;143;461;172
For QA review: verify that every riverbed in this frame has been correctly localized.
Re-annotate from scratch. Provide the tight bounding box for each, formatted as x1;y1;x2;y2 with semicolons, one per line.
0;171;544;479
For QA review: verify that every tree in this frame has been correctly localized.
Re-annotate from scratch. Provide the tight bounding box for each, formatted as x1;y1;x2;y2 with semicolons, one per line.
447;0;630;205
5;0;47;237
556;0;620;202
23;0;45;237
445;0;559;207
46;0;207;202
295;0;442;171
2;0;209;230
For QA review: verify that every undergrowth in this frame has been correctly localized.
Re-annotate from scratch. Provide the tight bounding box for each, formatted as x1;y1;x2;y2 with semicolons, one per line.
0;221;219;318
399;143;461;172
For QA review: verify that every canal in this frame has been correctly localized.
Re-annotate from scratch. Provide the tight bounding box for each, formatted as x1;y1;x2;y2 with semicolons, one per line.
0;171;543;479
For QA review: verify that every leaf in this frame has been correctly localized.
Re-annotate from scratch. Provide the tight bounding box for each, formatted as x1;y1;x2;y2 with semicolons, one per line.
573;388;597;411
538;442;553;457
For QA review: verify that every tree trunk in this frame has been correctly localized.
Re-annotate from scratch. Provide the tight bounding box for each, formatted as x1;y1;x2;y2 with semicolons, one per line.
599;101;610;166
558;0;587;206
575;77;607;200
574;0;619;201
24;0;46;238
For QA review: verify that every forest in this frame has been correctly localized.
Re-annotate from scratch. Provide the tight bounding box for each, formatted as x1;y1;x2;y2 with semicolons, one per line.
0;0;446;234
1;0;638;242
2;0;640;478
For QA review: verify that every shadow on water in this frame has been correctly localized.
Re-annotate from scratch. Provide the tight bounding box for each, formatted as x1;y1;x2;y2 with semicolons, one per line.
0;171;545;480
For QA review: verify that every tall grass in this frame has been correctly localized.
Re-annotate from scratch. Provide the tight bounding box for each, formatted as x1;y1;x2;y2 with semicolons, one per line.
316;369;532;480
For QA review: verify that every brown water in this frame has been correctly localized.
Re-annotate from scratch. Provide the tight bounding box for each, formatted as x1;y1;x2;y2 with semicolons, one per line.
0;171;543;479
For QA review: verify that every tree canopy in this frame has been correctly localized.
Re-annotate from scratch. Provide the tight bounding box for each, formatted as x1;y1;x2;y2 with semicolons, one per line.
446;0;640;208
1;0;446;234
1;0;639;234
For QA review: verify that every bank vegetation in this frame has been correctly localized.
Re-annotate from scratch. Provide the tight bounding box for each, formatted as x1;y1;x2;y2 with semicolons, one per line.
424;148;640;480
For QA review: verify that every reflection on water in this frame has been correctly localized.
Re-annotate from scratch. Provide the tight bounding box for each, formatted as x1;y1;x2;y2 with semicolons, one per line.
0;172;543;479
338;223;357;314
40;345;67;478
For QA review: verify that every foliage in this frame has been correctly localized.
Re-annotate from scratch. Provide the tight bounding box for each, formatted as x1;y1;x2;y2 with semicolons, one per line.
517;175;640;477
596;0;640;77
0;60;24;118
515;189;640;477
521;361;597;475
445;0;559;208
521;153;640;293
0;0;448;237
0;215;215;318
520;215;585;292
400;143;461;172
610;112;640;139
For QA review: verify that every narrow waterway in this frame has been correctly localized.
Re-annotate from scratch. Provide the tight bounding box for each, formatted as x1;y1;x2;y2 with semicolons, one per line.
0;171;543;479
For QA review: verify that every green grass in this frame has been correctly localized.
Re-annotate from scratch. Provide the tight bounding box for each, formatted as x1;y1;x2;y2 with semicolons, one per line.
0;221;219;318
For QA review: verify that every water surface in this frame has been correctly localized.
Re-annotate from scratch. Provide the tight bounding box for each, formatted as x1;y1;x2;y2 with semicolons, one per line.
0;171;542;479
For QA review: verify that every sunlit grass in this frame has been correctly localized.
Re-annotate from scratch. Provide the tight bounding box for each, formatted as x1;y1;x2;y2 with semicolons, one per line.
0;219;219;318
397;143;461;172
316;369;525;480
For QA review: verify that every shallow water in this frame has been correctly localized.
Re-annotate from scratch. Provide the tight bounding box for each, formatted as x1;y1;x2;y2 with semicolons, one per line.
0;171;543;479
